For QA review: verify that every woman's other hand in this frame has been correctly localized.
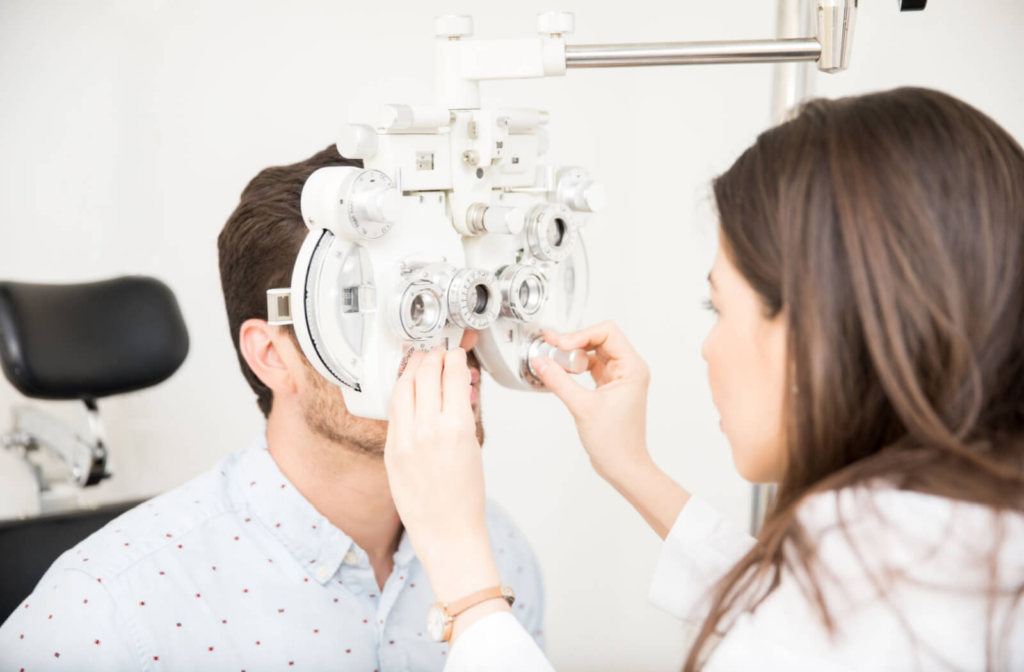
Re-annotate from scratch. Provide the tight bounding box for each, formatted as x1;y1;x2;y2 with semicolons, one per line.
533;321;690;539
383;346;507;635
531;320;653;485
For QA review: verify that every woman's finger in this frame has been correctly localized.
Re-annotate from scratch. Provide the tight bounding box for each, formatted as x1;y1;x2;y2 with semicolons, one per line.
390;351;424;438
587;352;608;386
414;347;445;422
544;331;610;364
531;356;592;416
441;347;472;416
558;321;638;364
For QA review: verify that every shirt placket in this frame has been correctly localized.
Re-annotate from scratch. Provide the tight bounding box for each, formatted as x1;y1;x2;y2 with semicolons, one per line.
340;545;412;672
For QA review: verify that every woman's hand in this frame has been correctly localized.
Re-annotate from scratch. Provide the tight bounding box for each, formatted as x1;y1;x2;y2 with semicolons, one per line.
531;321;654;486
383;346;509;640
532;321;690;539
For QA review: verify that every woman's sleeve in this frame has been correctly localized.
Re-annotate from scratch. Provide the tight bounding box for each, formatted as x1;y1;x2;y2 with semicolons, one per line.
445;612;556;672
648;495;756;623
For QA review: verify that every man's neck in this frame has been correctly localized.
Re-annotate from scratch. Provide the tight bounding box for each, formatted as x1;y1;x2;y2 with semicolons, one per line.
264;406;402;586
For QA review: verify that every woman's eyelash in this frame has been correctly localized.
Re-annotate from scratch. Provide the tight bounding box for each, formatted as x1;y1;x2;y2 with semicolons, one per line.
702;297;719;315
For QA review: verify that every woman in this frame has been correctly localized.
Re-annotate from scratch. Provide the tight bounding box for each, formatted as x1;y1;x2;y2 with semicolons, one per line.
384;88;1024;671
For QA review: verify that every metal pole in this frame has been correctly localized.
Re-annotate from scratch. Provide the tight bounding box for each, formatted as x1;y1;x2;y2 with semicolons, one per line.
564;38;820;69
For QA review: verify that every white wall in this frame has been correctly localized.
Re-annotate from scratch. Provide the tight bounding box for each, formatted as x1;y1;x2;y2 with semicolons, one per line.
1;1;1021;669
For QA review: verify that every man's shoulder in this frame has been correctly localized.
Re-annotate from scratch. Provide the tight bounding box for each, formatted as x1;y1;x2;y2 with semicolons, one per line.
46;451;248;584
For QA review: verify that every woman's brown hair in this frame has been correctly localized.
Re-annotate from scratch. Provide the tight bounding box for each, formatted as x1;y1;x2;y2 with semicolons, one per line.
689;87;1024;670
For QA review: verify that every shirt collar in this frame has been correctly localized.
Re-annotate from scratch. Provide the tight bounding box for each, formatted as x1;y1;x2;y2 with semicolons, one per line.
234;430;418;584
235;432;351;585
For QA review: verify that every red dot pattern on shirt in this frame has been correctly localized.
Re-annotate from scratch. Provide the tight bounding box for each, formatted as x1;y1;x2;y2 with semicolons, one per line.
17;485;516;670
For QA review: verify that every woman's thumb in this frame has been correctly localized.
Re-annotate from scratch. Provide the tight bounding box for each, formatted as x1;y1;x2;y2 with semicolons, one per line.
532;357;589;415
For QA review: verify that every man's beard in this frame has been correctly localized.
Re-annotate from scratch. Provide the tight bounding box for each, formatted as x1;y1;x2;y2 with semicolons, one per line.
301;351;485;458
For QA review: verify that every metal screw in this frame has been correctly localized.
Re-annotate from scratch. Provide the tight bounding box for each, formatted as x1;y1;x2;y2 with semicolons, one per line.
462;150;480;166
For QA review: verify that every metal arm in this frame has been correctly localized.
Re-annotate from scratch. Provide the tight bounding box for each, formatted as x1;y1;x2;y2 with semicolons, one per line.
564;38;822;69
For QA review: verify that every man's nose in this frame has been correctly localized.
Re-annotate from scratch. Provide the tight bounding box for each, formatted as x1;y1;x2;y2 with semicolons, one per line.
459;329;479;351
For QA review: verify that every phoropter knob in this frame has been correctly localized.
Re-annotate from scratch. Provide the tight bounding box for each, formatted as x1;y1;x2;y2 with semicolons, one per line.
527;336;588;377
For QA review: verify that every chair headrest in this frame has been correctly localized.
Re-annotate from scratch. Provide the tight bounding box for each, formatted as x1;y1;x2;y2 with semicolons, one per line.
0;277;189;400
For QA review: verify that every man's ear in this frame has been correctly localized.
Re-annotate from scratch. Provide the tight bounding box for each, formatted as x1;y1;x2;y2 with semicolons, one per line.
239;319;299;398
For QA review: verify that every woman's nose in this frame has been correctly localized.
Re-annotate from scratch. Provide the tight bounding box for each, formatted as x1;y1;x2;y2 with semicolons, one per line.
459;329;479;351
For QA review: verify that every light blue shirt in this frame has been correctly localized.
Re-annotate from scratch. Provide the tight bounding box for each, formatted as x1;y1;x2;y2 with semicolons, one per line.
0;433;545;671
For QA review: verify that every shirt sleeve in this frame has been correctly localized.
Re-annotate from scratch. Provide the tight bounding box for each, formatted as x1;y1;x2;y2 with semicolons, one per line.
0;568;140;671
648;495;756;624
445;611;556;672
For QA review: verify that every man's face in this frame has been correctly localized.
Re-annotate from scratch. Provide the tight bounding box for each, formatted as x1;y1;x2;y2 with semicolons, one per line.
300;330;485;457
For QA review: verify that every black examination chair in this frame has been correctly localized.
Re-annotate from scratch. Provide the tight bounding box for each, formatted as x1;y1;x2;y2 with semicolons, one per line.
0;276;189;621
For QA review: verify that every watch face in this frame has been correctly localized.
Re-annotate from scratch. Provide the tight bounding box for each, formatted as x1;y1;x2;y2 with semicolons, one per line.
426;604;447;642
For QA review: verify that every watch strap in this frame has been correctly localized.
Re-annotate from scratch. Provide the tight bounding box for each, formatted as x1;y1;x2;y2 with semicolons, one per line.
447;586;507;618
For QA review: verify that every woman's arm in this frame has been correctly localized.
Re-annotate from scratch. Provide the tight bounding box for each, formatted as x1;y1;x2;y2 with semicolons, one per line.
383;347;541;652
605;454;691;541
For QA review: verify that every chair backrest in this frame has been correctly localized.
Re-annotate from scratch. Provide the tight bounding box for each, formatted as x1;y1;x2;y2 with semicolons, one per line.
0;499;146;620
0;277;189;400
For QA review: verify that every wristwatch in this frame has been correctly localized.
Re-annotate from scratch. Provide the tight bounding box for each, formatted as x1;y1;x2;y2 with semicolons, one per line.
426;585;516;642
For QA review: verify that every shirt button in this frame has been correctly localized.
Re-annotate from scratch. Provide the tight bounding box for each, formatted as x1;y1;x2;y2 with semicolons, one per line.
343;550;359;565
315;565;332;581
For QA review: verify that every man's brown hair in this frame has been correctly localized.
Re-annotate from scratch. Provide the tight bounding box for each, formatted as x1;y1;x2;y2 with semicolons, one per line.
218;145;361;417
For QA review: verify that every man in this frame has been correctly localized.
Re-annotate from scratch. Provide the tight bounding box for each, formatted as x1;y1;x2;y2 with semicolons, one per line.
0;146;545;670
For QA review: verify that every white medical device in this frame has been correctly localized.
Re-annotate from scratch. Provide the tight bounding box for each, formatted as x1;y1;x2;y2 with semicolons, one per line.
268;2;926;421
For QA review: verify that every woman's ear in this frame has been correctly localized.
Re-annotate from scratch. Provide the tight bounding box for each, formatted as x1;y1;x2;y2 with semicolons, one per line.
239;318;299;398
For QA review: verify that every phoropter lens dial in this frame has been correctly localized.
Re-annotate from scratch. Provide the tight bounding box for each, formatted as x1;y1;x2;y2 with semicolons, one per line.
526;204;578;263
497;264;548;322
447;268;502;331
391;279;446;341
